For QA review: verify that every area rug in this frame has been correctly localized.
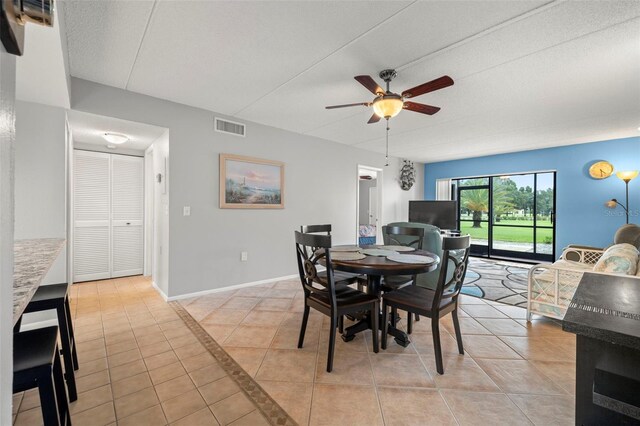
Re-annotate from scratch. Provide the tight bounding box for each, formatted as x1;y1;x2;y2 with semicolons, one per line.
462;258;531;307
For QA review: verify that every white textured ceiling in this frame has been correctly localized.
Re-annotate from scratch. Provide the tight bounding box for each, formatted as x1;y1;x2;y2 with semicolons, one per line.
68;110;167;152
63;1;640;162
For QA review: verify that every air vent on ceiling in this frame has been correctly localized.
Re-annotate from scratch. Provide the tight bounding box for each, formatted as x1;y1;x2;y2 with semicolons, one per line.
215;117;246;137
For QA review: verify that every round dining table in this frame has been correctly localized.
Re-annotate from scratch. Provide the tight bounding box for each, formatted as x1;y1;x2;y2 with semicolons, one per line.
330;246;440;347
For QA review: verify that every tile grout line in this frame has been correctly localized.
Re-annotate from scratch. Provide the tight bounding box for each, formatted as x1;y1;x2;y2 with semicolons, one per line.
169;300;297;426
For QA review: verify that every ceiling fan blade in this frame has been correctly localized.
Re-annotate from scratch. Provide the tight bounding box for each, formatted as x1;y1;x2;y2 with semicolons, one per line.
367;113;381;124
403;101;441;115
325;102;370;109
401;75;454;99
355;75;385;95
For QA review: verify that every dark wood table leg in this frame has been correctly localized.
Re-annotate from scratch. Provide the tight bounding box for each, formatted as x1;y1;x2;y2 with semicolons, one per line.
341;274;410;347
341;275;382;342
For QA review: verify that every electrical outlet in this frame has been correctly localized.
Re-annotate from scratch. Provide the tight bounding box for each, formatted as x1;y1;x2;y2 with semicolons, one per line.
183;206;191;216
241;251;248;262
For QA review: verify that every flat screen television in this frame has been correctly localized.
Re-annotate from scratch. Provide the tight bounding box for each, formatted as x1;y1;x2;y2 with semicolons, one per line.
409;200;458;230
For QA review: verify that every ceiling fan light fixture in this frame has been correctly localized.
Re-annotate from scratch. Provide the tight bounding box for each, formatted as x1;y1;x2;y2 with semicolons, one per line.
372;95;403;119
103;132;129;145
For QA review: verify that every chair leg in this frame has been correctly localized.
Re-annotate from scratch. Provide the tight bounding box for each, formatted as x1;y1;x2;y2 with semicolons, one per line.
327;314;337;373
407;309;413;335
412;281;420;322
64;297;79;371
298;305;310;349
38;370;61;426
371;302;379;353
52;345;71;426
451;309;464;355
381;301;389;350
432;319;444;375
338;315;344;334
56;305;77;402
13;317;22;333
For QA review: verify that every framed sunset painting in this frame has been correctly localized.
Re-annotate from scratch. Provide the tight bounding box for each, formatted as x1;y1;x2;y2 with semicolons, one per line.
219;154;284;209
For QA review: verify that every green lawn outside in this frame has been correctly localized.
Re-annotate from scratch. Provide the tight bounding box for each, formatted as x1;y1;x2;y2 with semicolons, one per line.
459;222;553;244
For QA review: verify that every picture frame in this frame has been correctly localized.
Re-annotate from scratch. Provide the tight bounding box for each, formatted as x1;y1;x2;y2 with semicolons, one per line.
219;153;285;209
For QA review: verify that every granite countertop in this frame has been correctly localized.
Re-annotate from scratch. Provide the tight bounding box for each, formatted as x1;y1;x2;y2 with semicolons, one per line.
562;272;640;351
13;238;66;325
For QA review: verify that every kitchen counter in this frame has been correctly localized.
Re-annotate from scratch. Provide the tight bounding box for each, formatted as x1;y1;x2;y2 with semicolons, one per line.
562;272;640;350
13;238;65;325
562;272;640;424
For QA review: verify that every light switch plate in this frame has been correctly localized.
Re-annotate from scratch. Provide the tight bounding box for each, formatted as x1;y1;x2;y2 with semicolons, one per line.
183;206;191;216
241;251;248;262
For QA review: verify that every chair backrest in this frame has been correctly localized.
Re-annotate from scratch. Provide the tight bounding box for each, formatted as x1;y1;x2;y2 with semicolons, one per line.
432;235;471;311
382;226;425;250
294;231;337;308
384;222;444;288
300;224;332;235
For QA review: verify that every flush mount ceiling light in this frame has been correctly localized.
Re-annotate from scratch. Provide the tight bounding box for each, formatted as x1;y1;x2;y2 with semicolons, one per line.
103;132;129;145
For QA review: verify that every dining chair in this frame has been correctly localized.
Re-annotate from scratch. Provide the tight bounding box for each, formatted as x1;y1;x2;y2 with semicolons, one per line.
295;231;379;372
300;224;361;287
381;225;425;333
381;235;471;374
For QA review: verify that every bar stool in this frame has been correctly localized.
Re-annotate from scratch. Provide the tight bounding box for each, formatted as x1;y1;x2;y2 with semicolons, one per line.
14;326;71;426
15;283;78;401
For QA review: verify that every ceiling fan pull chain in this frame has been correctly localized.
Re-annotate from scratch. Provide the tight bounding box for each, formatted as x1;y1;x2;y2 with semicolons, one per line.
385;118;390;167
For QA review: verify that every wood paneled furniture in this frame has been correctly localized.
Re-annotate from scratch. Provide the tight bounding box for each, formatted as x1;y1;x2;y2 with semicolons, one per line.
13;326;71;425
381;235;471;374
381;225;426;333
331;246;439;347
15;283;79;401
295;231;379;372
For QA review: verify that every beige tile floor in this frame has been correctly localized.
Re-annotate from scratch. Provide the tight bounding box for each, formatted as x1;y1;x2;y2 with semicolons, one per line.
12;276;270;426
182;278;577;426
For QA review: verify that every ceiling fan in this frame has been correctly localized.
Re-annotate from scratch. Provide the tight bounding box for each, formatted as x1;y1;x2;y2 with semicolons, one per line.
326;69;454;123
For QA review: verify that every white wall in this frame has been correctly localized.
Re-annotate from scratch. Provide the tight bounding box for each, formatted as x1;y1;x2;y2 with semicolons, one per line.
14;101;68;326
14;101;67;284
148;131;170;296
70;78;423;298
0;49;17;426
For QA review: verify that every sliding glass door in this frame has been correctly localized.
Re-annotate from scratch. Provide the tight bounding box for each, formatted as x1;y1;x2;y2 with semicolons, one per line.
456;172;555;262
458;179;490;256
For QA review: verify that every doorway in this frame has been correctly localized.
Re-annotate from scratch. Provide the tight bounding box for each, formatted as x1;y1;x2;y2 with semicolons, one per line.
73;150;144;282
67;111;169;286
455;172;556;262
357;165;383;245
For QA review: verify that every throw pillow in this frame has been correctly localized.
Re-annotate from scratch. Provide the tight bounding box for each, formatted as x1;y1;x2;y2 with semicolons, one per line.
593;243;639;275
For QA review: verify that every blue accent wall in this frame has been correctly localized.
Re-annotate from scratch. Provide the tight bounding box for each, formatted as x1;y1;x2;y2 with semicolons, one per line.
424;137;640;257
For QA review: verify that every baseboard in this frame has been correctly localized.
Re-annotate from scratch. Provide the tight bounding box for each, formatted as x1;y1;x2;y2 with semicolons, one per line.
152;281;169;302
163;274;298;302
18;318;59;331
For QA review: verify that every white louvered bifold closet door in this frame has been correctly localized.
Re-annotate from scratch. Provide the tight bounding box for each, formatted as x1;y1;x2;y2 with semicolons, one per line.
111;155;144;277
74;151;111;282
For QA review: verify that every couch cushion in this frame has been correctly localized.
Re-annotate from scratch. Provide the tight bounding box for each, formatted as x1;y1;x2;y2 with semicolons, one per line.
593;243;639;275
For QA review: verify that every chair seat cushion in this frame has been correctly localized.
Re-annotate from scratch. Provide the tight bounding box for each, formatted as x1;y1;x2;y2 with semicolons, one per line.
310;287;377;308
383;286;453;313
31;283;69;302
13;326;59;373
